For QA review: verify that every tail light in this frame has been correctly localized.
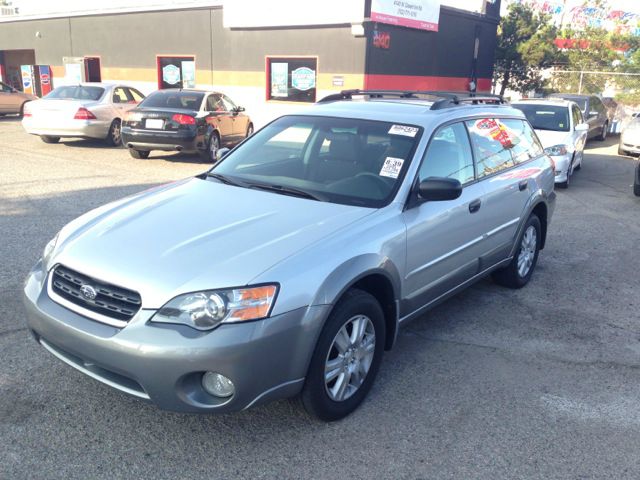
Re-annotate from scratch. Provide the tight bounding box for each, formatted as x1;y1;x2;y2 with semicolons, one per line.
22;103;32;117
172;114;196;125
74;107;97;120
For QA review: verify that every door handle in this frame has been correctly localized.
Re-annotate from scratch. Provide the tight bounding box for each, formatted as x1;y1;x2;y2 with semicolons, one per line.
468;199;481;213
518;180;528;191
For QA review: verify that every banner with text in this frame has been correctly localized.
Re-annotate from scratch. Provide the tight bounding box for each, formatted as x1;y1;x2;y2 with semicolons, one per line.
371;0;440;31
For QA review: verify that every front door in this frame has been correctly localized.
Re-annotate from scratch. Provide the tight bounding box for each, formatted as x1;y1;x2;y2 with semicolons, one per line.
205;93;234;144
401;122;487;315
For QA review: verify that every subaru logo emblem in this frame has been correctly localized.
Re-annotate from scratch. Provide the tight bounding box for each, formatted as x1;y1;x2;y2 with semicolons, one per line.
80;284;97;301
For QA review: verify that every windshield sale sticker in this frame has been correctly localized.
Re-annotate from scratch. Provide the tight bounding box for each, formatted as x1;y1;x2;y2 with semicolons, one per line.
388;124;419;137
380;157;404;178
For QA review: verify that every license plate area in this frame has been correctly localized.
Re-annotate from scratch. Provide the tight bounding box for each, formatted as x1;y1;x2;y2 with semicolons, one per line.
145;119;164;129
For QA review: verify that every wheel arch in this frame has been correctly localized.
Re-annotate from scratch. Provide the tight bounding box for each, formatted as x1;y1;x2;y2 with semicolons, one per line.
511;199;548;257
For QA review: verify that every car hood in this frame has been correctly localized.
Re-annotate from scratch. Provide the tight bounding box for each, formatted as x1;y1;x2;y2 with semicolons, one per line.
51;177;373;308
534;129;572;149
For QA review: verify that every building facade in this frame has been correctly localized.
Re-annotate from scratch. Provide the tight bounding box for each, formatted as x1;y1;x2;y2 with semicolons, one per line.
0;0;501;125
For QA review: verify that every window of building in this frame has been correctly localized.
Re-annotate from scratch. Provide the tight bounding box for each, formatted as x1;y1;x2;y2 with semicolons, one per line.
266;57;317;103
157;56;196;89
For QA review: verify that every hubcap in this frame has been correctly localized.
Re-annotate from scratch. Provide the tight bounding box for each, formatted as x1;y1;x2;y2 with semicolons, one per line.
247;126;253;137
324;315;376;402
112;122;121;144
517;225;537;278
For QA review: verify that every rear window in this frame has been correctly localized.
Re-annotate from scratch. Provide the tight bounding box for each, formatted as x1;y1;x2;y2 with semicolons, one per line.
139;91;204;110
45;86;105;101
513;104;570;132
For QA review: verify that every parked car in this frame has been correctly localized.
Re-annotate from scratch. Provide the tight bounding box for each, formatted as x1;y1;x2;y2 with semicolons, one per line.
23;90;556;421
618;116;640;157
548;94;609;141
635;163;640;196
513;99;588;188
121;89;253;161
0;80;37;117
22;83;145;145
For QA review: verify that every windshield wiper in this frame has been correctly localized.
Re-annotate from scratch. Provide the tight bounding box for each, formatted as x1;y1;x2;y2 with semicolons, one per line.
206;172;247;187
248;183;326;202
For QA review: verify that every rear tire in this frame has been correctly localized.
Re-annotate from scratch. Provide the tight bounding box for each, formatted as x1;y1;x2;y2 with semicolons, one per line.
246;123;254;138
299;289;385;421
492;214;541;289
201;132;220;162
129;148;149;159
105;119;122;146
634;163;640;197
40;135;60;144
597;122;608;141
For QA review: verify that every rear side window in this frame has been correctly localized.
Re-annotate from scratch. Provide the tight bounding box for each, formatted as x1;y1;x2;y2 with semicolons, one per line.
127;88;145;103
572;105;583;126
46;86;105;101
500;119;543;163
419;123;475;184
112;87;129;104
466;118;516;177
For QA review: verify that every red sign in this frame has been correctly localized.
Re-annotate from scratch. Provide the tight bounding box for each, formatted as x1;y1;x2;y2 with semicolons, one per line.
373;31;391;49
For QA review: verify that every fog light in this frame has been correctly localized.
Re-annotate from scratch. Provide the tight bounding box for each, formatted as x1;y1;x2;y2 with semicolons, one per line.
202;371;235;398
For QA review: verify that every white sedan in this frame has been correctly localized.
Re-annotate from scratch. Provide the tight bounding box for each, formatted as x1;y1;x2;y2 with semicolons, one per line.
22;83;145;146
513;99;589;188
619;116;640;157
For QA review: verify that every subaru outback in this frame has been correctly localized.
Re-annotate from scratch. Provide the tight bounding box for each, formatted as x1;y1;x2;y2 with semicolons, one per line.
23;90;556;421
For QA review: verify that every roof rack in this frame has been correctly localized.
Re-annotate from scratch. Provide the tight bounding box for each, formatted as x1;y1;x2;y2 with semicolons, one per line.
317;89;507;110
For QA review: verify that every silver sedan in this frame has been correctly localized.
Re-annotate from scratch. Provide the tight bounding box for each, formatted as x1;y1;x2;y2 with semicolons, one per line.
22;83;145;145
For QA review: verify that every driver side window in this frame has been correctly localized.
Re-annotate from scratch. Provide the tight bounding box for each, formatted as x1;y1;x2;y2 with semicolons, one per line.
418;123;475;184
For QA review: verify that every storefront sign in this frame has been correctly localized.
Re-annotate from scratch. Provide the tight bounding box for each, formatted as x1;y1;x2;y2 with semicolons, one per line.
271;62;288;97
181;61;196;88
373;31;391;49
371;0;440;32
291;67;316;91
162;64;181;86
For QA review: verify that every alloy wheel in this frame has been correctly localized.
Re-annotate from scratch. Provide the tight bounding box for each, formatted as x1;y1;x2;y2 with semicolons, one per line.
324;315;376;402
209;135;219;159
517;225;537;278
112;121;121;145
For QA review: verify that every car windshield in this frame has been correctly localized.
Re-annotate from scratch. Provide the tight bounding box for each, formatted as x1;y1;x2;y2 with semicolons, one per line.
45;86;105;101
210;115;422;208
139;91;204;110
514;104;570;132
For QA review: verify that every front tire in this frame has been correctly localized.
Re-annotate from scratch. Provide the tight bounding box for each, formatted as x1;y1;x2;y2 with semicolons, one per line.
246;123;254;138
40;135;60;144
492;214;541;289
618;145;627;156
105;119;122;146
128;148;150;159
300;289;385;421
634;163;640;197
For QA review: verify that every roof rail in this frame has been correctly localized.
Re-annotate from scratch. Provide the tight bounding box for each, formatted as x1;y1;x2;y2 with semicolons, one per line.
317;89;507;109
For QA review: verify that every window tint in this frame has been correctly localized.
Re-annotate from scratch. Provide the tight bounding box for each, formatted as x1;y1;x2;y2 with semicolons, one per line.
140;90;204;110
419;123;475;184
206;94;227;112
466;118;517;176
501;119;543;163
221;95;237;111
112;87;129;104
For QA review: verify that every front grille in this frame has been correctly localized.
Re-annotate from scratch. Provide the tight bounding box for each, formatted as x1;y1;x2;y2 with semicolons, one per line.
51;265;141;322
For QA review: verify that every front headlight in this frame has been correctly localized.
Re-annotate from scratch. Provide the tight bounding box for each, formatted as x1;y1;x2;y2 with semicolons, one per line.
42;233;59;270
544;144;568;156
151;284;278;331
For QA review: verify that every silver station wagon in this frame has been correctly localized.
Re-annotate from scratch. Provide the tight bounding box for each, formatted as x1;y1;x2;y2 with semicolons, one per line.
24;90;556;421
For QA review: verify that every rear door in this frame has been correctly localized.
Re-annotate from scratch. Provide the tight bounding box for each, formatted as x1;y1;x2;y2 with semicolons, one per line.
0;82;12;112
402;122;488;314
111;86;131;119
465;117;544;267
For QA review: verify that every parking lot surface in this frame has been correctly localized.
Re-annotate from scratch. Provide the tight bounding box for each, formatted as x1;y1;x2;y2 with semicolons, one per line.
1;116;640;480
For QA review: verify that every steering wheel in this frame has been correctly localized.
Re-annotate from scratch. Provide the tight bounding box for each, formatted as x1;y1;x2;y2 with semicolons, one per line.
354;172;393;192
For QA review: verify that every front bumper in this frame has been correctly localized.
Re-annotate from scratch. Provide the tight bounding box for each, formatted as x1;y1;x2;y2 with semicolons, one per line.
619;138;640;155
121;127;202;153
22;117;111;139
551;153;572;183
23;261;329;413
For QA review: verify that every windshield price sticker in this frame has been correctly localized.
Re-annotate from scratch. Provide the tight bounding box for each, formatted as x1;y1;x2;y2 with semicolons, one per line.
380;157;404;179
388;124;419;137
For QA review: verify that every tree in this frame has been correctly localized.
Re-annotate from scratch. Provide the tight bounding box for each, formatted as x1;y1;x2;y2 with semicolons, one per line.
494;3;561;96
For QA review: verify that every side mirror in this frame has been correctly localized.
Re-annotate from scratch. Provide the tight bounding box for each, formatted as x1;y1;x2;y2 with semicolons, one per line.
418;177;462;201
575;123;589;132
588;111;599;118
234;106;245;113
215;147;230;162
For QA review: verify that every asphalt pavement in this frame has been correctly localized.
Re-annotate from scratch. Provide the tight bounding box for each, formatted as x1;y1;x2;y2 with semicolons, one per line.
1;116;640;480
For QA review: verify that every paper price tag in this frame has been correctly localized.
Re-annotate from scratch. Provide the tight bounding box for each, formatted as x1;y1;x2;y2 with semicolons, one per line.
379;157;404;179
388;124;419;137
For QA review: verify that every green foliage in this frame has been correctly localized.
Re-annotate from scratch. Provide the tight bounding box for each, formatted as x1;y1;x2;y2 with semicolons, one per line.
495;3;562;95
